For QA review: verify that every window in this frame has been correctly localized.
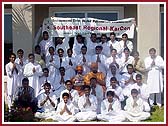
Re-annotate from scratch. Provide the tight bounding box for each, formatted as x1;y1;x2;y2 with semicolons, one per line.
4;14;12;44
55;13;85;18
4;9;13;73
50;6;124;21
87;12;118;21
55;12;119;21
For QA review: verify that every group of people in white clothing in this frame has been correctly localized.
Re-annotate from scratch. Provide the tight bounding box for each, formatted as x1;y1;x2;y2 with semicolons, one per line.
5;29;164;122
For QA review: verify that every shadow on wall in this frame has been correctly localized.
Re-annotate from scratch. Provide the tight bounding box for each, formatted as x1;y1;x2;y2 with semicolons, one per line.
12;4;32;53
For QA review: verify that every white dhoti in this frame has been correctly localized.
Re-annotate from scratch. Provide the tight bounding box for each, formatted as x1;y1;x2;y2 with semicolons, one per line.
51;114;77;122
97;111;126;122
124;111;150;122
75;111;97;121
35;111;56;119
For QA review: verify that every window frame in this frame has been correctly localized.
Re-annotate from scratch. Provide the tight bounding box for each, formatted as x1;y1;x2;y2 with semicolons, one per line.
49;6;124;20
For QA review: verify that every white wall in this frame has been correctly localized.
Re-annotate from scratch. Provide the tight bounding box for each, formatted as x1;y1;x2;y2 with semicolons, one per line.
137;4;160;60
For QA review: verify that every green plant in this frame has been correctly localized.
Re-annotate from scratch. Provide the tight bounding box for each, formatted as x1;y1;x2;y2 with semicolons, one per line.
9;106;34;122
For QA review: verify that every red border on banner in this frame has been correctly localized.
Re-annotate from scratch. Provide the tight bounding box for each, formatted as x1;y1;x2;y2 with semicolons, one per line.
0;0;167;126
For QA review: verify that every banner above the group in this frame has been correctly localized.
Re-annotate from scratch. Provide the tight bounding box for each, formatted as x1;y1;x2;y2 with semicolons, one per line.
42;17;136;38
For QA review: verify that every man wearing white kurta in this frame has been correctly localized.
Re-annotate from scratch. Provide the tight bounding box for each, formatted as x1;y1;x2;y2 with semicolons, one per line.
38;68;55;95
62;48;76;79
105;48;121;70
5;53;20;110
124;89;150;122
108;32;122;57
75;45;91;75
91;46;107;76
52;92;77;122
55;37;70;56
120;64;137;109
119;48;134;74
76;85;97;121
106;64;121;88
23;54;43;97
144;48;164;105
131;74;150;104
60;80;80;111
98;34;111;57
39;31;55;58
15;49;28;87
107;77;124;102
86;33;99;56
97;91;125;122
119;33;133;58
35;82;57;119
120;64;137;97
90;77;104;114
53;67;70;98
73;35;85;57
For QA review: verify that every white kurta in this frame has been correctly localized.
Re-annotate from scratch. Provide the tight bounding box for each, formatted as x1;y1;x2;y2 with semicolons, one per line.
35;92;57;119
119;40;133;54
107;85;124;102
108;40;122;56
97;98;125;122
105;70;122;88
15;57;28;87
124;96;150;122
98;42;111;57
120;72;137;97
105;56;121;69
131;83;150;102
75;94;97;121
144;55;164;94
86;37;99;56
75;54;91;75
39;38;55;57
5;62;20;108
91;54;107;76
60;89;80;109
51;100;77;122
38;76;55;95
62;56;76;79
119;55;134;74
53;74;70;97
73;37;85;57
45;54;61;76
130;83;150;110
23;62;43;97
91;84;104;114
55;37;70;56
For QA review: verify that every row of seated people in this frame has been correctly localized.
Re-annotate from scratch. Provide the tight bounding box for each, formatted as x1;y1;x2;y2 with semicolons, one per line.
14;77;150;122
